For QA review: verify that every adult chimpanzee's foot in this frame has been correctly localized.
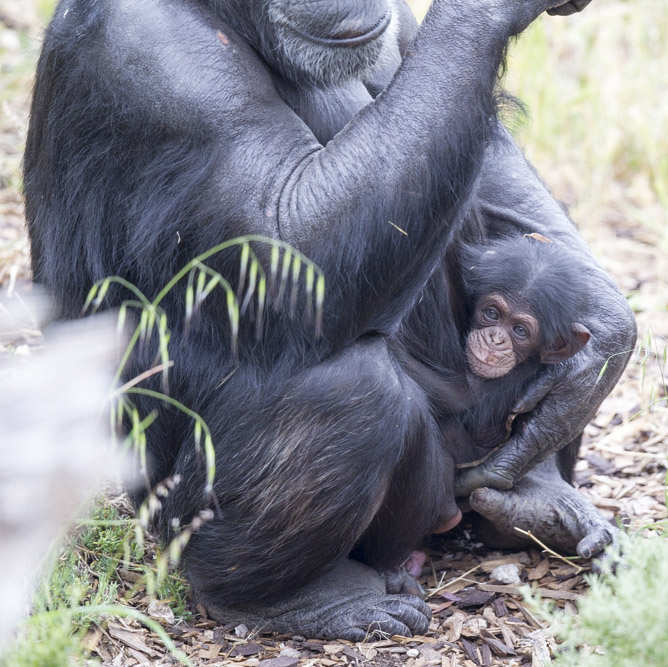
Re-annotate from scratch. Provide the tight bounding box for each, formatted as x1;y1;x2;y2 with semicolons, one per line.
467;462;618;559
195;559;431;641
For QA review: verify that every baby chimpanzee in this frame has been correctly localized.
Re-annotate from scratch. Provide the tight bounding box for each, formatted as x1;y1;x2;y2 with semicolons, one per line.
395;234;591;544
451;233;591;461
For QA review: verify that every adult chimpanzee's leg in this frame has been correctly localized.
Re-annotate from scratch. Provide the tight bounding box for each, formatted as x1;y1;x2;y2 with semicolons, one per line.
157;336;449;639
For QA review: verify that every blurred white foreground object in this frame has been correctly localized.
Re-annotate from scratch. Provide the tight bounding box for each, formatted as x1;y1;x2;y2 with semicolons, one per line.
0;291;118;646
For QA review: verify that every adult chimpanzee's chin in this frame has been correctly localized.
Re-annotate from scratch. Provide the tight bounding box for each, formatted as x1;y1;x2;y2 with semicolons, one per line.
265;0;394;86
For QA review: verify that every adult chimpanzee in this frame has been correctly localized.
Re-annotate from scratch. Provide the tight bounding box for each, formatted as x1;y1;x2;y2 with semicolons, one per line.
26;0;635;640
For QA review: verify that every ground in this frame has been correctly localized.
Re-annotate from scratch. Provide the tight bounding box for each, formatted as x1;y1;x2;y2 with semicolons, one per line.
1;1;666;666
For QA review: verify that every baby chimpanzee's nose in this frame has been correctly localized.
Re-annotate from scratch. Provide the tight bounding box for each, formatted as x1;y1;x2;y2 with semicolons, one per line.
490;330;505;346
484;326;511;349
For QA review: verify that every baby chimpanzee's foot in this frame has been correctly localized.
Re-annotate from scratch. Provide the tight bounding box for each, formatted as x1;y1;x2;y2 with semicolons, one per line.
400;551;427;579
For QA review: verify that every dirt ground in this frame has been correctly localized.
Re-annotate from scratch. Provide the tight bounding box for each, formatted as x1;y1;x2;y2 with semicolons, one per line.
1;3;667;666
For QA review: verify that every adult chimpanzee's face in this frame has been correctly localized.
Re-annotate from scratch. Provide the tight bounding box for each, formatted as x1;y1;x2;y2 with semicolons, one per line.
260;0;394;85
466;293;540;379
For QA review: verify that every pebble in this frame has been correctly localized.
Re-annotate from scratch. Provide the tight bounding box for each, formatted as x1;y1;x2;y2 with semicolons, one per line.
406;648;419;658
279;647;301;659
490;563;522;585
234;623;249;638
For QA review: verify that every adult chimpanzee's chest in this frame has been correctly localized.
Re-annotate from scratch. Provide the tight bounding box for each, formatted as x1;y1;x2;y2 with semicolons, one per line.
274;79;375;145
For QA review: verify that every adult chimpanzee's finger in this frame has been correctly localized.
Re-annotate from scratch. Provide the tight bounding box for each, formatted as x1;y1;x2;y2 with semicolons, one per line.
547;0;593;17
384;596;432;635
576;524;619;560
511;372;557;415
455;446;526;497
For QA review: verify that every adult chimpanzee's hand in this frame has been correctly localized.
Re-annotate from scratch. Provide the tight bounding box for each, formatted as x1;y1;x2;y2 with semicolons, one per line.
453;129;636;554
467;458;619;558
547;0;593;16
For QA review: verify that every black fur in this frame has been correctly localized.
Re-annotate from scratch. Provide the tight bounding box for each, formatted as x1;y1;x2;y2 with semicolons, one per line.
25;0;511;608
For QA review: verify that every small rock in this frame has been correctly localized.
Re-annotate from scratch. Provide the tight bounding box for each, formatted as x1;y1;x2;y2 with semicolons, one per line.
279;647;301;659
234;623;249;638
406;648;420;658
490;563;522;585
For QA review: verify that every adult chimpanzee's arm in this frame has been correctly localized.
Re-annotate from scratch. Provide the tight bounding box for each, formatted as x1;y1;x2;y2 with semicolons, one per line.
36;0;569;354
455;129;636;554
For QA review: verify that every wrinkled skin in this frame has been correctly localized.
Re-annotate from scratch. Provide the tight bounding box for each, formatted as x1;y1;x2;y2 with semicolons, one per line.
202;559;431;642
466;293;532;378
25;0;634;641
465;292;590;380
469;459;619;559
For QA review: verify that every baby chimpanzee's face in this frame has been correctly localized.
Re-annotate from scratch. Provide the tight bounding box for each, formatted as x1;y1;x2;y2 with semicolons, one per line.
466;293;541;379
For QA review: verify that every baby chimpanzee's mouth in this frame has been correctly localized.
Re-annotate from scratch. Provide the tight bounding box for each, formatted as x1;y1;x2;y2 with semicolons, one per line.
466;342;516;379
292;12;392;47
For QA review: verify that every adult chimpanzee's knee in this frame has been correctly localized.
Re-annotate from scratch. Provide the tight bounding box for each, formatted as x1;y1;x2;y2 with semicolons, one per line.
170;337;445;637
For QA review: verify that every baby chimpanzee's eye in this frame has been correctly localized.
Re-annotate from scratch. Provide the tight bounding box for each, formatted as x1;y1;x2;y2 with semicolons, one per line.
483;307;499;321
513;325;528;338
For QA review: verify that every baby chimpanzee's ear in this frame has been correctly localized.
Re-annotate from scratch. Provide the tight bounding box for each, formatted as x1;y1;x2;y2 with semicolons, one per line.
540;323;591;364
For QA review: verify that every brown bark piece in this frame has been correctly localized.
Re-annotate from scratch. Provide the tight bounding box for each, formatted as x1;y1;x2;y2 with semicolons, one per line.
231;642;264;657
527;559;551;581
460;639;481;666
108;626;160;658
258;658;299;667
